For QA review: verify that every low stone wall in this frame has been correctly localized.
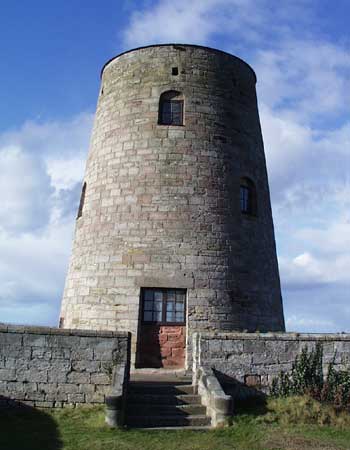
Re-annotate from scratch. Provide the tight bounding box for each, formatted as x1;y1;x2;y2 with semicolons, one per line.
0;324;130;408
193;332;350;394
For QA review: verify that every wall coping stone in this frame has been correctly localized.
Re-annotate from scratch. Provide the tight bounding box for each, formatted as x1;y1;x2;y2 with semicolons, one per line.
0;323;129;339
198;332;350;341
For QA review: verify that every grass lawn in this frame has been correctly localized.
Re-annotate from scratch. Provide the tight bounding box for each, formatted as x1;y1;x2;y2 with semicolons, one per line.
1;396;350;450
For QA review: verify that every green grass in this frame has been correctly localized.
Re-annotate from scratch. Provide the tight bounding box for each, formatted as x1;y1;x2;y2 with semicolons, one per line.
1;397;350;450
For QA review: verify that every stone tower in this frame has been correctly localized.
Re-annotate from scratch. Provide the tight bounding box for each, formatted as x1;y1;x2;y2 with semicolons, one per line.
60;44;285;369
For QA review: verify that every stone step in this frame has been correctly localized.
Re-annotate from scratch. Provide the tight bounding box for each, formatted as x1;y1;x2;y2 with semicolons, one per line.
126;377;210;429
128;383;195;395
127;414;211;428
134;426;212;431
130;374;192;384
127;393;202;405
127;403;206;416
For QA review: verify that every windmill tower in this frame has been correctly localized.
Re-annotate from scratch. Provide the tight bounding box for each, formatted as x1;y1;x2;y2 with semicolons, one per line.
60;44;285;369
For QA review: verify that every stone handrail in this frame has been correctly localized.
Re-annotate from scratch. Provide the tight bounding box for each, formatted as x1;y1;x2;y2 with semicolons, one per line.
194;366;232;427
105;362;130;427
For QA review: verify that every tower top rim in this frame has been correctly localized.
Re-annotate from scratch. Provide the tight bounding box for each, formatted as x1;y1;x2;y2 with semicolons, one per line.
100;44;257;82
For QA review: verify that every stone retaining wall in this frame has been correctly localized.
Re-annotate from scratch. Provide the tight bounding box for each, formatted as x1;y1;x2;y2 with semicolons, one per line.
193;332;350;392
0;324;130;408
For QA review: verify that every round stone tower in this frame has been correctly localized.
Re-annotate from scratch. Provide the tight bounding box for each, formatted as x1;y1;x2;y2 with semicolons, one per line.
60;44;285;368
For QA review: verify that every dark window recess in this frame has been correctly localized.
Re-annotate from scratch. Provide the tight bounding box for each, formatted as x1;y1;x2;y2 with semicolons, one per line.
240;177;257;215
142;288;186;324
240;185;250;213
59;317;64;328
160;100;183;125
158;91;184;125
77;182;86;218
172;67;179;75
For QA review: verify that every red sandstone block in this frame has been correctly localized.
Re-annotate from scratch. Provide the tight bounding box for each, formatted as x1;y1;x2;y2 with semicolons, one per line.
168;334;185;342
161;326;181;334
160;341;175;349
162;358;183;368
172;348;185;358
160;347;172;357
169;341;185;349
159;335;168;344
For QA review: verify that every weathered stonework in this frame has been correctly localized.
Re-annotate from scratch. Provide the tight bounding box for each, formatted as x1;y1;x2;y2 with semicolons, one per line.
193;332;350;392
0;324;130;408
60;44;285;367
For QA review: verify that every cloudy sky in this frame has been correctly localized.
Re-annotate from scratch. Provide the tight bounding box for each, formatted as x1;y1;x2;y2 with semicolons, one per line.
1;0;349;332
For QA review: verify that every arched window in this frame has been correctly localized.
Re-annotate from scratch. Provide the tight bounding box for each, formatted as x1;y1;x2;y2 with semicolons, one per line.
158;90;184;125
77;182;86;219
240;177;257;215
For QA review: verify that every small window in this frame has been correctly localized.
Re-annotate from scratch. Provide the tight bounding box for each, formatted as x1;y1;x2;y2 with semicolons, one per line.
77;182;86;219
158;90;184;126
240;177;257;215
142;288;186;324
172;67;179;76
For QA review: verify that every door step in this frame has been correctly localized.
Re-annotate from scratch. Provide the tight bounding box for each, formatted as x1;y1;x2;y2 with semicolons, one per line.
128;382;195;395
126;378;210;429
128;403;206;415
128;393;202;405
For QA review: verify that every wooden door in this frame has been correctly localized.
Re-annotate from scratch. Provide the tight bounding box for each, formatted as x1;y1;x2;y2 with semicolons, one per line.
137;288;186;368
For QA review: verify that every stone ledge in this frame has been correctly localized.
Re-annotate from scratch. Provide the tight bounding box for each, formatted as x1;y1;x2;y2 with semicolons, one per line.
0;324;130;339
198;332;350;341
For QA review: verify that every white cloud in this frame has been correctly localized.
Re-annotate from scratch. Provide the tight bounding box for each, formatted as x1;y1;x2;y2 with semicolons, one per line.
0;113;93;192
296;221;350;256
0;114;92;325
261;106;350;202
279;248;350;289
124;0;221;46
122;0;312;49
47;157;86;192
0;146;53;233
255;40;350;121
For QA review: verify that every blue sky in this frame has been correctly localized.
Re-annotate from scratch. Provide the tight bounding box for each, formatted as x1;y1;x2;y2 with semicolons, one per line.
1;0;349;332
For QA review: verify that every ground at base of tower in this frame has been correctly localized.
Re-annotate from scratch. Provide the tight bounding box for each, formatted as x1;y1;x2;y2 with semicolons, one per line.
1;397;350;450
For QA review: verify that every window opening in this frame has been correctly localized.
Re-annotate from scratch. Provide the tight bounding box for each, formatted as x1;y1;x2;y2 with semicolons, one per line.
161;100;183;125
240;177;257;215
77;182;86;219
172;67;179;75
142;288;186;324
158;91;184;126
240;185;250;213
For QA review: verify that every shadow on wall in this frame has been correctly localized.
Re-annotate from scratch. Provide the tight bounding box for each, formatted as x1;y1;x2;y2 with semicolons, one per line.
0;397;62;450
213;370;268;417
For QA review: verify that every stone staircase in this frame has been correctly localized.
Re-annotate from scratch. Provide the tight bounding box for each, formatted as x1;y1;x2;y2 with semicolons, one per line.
126;372;210;429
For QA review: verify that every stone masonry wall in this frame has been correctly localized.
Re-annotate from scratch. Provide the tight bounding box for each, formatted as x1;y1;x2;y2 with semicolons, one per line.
60;44;285;367
0;324;130;408
193;332;350;392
